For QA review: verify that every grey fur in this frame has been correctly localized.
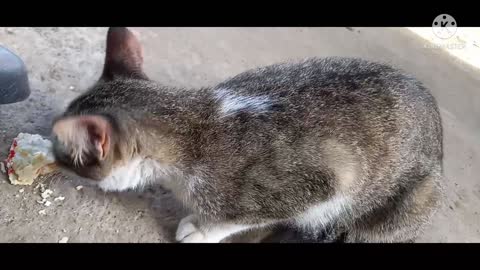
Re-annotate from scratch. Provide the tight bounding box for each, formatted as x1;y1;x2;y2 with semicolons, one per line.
52;28;443;243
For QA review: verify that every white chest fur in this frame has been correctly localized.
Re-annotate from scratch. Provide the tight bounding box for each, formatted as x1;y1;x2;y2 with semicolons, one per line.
98;158;177;192
97;157;201;204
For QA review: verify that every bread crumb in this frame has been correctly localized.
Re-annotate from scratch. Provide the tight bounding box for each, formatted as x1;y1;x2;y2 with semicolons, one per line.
58;237;69;243
54;196;65;202
44;201;52;207
75;185;83;191
19;188;24;193
38;209;46;215
36;183;46;192
41;189;53;199
15;194;20;198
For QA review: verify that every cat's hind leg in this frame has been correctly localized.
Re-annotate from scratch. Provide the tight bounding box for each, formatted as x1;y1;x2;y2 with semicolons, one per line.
346;172;443;243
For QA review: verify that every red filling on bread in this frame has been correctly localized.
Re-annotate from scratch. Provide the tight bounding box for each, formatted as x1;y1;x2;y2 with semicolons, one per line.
5;139;17;175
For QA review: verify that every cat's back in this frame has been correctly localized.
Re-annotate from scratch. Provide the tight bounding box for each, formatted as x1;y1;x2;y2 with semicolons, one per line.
216;57;434;107
214;57;441;138
210;57;443;174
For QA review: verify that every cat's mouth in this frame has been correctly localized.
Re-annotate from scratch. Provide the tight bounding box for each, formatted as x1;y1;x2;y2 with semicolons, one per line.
55;165;102;188
54;159;146;193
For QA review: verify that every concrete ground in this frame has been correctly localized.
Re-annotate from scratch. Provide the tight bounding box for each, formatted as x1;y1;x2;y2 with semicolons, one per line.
0;27;479;243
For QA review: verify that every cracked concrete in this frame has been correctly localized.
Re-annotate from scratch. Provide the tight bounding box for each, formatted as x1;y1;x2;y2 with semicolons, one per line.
0;27;479;242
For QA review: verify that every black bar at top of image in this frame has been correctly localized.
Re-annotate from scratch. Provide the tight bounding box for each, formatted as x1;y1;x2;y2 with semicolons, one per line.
0;3;477;27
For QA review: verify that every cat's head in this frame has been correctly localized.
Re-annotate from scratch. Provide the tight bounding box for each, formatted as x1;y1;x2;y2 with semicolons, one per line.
51;27;148;189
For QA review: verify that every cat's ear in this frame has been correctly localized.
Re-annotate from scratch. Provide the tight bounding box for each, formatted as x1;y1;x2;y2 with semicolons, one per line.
101;27;148;81
52;115;112;165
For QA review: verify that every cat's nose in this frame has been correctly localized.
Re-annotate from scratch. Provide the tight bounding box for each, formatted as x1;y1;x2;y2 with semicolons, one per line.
0;45;30;105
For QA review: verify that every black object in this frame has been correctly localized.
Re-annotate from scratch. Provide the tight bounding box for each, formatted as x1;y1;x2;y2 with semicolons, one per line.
0;46;30;104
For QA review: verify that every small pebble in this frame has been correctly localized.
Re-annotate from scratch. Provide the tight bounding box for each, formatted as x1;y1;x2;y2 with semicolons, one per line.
69;86;75;90
44;201;52;207
15;194;20;198
75;185;83;191
38;209;46;215
58;237;69;243
0;162;5;173
37;199;46;204
19;188;24;193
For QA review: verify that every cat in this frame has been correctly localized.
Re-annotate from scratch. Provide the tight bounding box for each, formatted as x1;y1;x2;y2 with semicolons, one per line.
51;27;443;243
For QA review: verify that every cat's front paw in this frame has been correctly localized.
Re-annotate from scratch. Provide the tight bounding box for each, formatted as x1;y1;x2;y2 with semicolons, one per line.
175;215;207;243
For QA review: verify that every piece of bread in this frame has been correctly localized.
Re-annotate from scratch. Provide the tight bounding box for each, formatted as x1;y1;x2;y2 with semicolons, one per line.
4;133;57;185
